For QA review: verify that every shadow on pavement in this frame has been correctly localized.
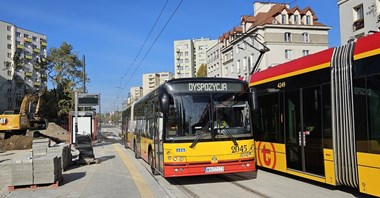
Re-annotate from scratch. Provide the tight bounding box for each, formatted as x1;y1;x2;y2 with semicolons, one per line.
62;172;86;185
97;155;115;163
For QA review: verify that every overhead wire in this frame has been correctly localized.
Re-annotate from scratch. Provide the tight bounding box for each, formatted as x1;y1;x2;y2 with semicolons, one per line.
116;0;169;97
121;0;184;92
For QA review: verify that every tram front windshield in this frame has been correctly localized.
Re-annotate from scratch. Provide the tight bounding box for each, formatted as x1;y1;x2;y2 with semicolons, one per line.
165;92;253;142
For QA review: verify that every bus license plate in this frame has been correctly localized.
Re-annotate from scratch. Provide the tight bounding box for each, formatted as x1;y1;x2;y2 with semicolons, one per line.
204;166;224;173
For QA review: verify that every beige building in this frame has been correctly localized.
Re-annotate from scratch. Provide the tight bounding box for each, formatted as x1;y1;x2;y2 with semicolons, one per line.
142;72;173;96
174;38;217;78
0;20;47;113
213;2;330;80
338;0;380;44
129;86;143;102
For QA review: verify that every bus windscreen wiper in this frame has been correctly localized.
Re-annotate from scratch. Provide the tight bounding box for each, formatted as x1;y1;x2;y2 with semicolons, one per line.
189;121;211;148
220;128;238;146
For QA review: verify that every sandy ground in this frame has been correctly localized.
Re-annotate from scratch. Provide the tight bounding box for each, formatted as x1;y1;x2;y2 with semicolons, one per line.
0;123;69;152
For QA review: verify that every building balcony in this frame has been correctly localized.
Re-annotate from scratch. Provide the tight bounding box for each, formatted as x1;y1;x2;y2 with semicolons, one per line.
25;72;33;77
15;63;24;69
15;77;24;84
353;19;364;31
33;48;41;53
33;65;41;70
41;41;47;47
34;82;41;87
24;37;32;43
17;44;24;49
25;55;32;60
41;74;47;79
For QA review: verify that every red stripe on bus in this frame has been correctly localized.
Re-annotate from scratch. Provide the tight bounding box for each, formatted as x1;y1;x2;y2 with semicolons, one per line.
354;32;380;55
250;48;334;84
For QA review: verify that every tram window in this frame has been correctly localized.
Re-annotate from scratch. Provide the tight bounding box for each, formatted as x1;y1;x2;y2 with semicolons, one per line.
322;84;332;149
354;76;380;154
254;93;282;143
367;76;380;154
354;78;370;152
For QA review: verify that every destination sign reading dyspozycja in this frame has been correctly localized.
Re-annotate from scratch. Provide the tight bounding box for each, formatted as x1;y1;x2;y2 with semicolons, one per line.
168;82;243;92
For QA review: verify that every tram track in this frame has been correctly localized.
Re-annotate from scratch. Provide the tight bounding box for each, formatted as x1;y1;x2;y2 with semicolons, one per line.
135;153;199;198
216;174;271;198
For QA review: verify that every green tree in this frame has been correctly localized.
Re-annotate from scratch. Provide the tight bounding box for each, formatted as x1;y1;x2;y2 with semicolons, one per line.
196;63;207;77
43;42;88;122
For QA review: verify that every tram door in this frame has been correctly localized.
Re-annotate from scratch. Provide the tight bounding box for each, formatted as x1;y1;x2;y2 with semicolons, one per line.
285;86;325;176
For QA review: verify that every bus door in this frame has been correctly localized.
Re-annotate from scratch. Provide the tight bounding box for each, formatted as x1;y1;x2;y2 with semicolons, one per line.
154;115;164;173
285;86;324;176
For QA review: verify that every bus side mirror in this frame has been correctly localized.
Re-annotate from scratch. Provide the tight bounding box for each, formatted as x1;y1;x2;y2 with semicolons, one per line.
161;92;169;113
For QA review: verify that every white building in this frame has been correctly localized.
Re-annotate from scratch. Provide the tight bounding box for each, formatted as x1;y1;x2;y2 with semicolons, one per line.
206;42;223;77
338;0;380;44
129;86;143;102
0;20;47;113
212;2;330;81
142;71;173;96
174;38;217;78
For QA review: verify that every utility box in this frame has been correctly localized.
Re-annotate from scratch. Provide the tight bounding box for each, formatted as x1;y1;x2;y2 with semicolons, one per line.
68;111;97;144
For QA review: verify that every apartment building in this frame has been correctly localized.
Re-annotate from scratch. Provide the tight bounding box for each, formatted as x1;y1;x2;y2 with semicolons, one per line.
206;42;223;77
0;20;47;113
142;71;173;96
213;2;330;80
174;38;217;78
129;86;143;102
338;0;380;44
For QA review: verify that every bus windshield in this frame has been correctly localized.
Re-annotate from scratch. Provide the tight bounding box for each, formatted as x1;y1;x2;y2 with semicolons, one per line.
165;92;253;142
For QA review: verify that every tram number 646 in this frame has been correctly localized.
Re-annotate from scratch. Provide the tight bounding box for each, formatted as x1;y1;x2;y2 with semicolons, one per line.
231;145;247;153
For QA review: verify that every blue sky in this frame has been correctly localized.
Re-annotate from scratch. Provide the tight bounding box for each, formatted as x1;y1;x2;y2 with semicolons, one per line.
0;0;340;113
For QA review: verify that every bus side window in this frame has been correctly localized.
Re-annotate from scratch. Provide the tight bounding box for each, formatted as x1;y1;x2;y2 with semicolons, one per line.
166;105;177;136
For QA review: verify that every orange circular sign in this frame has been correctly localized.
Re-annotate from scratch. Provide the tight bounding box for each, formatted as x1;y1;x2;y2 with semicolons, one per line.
257;142;276;169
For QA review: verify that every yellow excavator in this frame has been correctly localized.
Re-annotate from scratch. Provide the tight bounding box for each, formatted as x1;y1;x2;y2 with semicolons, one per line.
0;87;48;139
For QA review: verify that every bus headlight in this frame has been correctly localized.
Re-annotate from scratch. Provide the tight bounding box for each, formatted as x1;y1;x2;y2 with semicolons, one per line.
179;157;184;162
173;157;177;161
168;156;172;160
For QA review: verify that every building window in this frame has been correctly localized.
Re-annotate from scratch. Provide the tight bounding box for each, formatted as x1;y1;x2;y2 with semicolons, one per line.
284;32;292;42
237;60;240;73
7;44;11;49
306;15;311;25
7;26;11;31
184;51;189;56
7;70;12;76
353;4;364;31
285;49;292;59
24;33;29;38
7;53;12;58
302;33;310;42
184;44;188;49
7;35;11;40
281;14;287;24
32;36;37;41
294;15;299;24
236;45;240;54
231;64;234;73
16;32;21;37
303;50;310;56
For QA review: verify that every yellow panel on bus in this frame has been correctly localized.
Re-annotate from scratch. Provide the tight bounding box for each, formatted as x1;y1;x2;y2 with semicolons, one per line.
163;140;255;163
357;152;380;197
255;141;286;172
323;149;336;185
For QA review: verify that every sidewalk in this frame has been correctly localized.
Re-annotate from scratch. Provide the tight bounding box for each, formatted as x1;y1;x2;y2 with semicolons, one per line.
0;142;168;198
